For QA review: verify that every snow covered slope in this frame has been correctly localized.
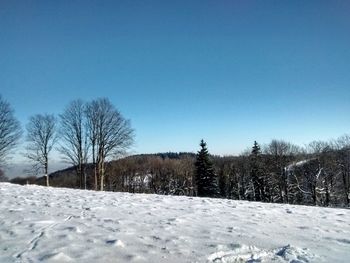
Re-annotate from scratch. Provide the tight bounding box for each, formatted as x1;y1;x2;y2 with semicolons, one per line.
0;183;349;262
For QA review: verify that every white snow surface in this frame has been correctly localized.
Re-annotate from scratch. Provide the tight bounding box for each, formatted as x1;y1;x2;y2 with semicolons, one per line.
0;183;349;263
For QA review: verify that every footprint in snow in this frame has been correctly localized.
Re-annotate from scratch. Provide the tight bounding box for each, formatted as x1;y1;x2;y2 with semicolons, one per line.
106;239;125;247
297;226;309;230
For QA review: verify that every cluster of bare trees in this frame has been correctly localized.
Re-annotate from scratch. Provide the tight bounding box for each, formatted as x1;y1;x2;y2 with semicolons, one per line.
0;95;134;189
84;99;134;191
105;154;195;195
214;138;350;207
88;138;349;207
31;98;134;190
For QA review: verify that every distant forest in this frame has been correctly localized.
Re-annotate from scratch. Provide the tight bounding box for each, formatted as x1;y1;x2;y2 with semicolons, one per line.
1;95;349;207
10;136;350;208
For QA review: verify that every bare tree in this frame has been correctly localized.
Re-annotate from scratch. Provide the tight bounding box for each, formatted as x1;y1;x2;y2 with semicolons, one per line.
0;95;22;164
86;98;134;191
26;114;57;186
264;139;299;203
59;100;88;189
289;141;332;205
333;135;350;206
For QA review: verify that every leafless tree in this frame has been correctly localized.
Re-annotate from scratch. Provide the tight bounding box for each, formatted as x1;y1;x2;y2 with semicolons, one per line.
333;135;350;206
26;114;57;186
264;139;299;203
86;98;134;191
290;141;332;205
307;140;330;155
0;95;22;164
59;100;88;189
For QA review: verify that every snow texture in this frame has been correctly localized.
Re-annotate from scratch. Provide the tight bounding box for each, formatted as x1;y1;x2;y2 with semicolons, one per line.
0;183;349;262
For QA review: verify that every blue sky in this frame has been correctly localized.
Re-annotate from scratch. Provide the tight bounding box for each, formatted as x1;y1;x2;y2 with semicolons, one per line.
1;0;350;158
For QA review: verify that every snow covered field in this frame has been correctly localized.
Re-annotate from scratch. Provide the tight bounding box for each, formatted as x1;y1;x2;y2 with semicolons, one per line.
0;183;349;262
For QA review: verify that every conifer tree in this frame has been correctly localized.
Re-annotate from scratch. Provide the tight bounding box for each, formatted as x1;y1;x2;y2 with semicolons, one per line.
252;141;261;156
250;141;265;201
195;139;219;197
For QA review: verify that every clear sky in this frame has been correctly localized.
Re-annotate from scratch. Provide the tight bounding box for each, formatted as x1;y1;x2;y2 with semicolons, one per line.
1;0;350;160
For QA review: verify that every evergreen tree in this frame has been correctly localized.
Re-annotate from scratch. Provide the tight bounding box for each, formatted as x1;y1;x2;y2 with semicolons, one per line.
252;141;261;155
195;139;219;197
250;141;264;201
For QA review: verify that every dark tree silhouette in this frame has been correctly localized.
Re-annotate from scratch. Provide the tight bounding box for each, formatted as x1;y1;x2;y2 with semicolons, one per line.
195;140;219;197
59;100;88;189
85;98;134;191
26;114;57;186
250;141;264;201
0;95;22;164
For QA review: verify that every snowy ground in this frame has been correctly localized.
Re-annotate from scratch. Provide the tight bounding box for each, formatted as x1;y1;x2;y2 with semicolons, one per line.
0;183;349;263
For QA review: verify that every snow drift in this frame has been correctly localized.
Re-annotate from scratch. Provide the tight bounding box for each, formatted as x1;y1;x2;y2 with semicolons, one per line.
0;183;349;262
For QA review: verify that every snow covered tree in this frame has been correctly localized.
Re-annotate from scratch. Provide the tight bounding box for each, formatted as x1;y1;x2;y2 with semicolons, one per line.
195;140;219;197
265;139;299;203
0;95;22;164
334;135;350;206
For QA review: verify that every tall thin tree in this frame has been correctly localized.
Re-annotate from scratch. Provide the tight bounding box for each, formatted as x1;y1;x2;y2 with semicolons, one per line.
250;141;264;201
26;114;57;186
195;139;219;197
59;100;88;189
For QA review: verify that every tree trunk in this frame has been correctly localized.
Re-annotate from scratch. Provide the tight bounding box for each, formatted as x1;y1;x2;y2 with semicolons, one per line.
283;169;289;203
325;184;330;206
92;145;98;191
83;164;86;190
94;163;98;190
100;160;105;191
343;170;349;206
45;157;49;187
79;159;83;189
76;169;81;188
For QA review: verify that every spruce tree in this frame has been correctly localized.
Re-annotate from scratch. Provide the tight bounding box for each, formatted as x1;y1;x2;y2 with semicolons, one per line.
250;141;264;201
252;141;261;156
195;139;219;197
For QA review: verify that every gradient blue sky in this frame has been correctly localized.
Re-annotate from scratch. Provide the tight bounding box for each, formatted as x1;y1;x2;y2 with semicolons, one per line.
1;0;350;157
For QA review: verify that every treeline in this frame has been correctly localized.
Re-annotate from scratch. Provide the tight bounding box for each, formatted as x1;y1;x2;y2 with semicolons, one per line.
11;136;350;207
107;137;350;207
1;94;349;207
